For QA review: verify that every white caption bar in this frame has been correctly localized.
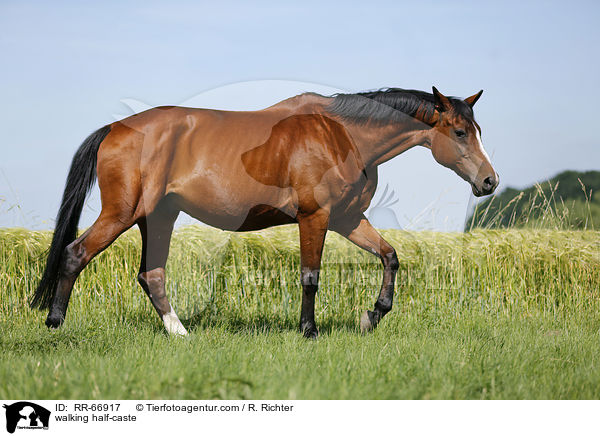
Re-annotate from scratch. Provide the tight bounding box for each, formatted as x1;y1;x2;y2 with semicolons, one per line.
0;400;597;436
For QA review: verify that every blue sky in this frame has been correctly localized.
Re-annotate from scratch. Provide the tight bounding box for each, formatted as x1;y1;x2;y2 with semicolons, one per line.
1;1;599;230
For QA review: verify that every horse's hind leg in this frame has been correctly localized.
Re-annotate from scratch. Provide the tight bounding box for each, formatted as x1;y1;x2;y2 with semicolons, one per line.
46;213;134;328
297;209;330;339
137;204;187;336
332;214;399;333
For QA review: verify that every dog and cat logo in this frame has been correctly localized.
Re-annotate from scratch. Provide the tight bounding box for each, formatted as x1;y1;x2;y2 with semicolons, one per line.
2;402;50;433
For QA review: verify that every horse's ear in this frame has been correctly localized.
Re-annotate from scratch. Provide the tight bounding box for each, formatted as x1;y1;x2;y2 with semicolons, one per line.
432;86;452;112
464;90;483;108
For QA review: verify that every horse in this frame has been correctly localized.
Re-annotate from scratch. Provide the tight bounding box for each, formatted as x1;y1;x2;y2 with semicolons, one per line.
31;86;498;338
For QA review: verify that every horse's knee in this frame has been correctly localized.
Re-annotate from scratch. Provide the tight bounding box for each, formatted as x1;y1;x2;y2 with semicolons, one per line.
301;267;319;288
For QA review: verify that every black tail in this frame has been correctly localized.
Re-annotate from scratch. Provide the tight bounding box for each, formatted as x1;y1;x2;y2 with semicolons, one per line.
30;125;112;310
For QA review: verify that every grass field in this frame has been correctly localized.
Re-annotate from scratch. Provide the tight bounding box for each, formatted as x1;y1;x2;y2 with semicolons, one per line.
1;226;599;399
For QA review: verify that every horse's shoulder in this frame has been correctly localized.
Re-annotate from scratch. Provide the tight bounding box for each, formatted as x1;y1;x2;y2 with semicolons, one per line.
240;113;364;189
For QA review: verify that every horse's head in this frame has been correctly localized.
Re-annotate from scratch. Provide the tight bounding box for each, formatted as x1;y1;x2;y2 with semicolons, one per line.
428;86;498;197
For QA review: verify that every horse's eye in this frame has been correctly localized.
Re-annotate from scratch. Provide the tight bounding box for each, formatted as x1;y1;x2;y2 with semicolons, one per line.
454;129;466;138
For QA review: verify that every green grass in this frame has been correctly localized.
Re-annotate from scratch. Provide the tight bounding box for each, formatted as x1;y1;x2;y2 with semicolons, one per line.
1;226;599;399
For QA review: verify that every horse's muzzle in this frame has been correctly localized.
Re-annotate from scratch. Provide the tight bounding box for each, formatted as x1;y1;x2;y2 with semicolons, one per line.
472;174;499;197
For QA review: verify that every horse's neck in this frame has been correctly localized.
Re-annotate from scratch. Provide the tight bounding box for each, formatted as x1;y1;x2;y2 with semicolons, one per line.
340;120;432;167
272;95;433;167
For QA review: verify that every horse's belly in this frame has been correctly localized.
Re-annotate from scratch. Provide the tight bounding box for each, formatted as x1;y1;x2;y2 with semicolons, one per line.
170;174;298;231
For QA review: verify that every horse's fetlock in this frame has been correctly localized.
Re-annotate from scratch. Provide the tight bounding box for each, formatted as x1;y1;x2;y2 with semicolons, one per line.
375;299;392;315
137;272;147;287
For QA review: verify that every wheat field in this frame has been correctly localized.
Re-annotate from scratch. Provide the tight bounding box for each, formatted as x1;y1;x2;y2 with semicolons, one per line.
1;226;599;399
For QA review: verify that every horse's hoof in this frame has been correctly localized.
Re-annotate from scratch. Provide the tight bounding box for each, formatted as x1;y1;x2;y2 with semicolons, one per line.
303;328;319;340
45;316;63;329
300;323;319;339
360;310;376;334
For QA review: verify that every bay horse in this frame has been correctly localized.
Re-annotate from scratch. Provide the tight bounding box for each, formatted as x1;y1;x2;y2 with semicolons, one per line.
31;86;498;338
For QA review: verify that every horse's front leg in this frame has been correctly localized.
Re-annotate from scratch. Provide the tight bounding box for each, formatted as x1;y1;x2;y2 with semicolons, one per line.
297;209;330;339
332;214;399;333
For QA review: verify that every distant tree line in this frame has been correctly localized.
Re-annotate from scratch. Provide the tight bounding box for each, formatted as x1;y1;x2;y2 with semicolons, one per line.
465;170;600;230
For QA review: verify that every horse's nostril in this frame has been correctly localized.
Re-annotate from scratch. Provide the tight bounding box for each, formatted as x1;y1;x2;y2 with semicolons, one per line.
483;176;494;188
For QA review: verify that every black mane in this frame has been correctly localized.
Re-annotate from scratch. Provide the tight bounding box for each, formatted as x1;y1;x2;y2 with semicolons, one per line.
326;88;473;125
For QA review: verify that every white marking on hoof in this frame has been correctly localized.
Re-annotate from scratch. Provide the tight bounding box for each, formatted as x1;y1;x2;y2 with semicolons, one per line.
162;311;188;336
